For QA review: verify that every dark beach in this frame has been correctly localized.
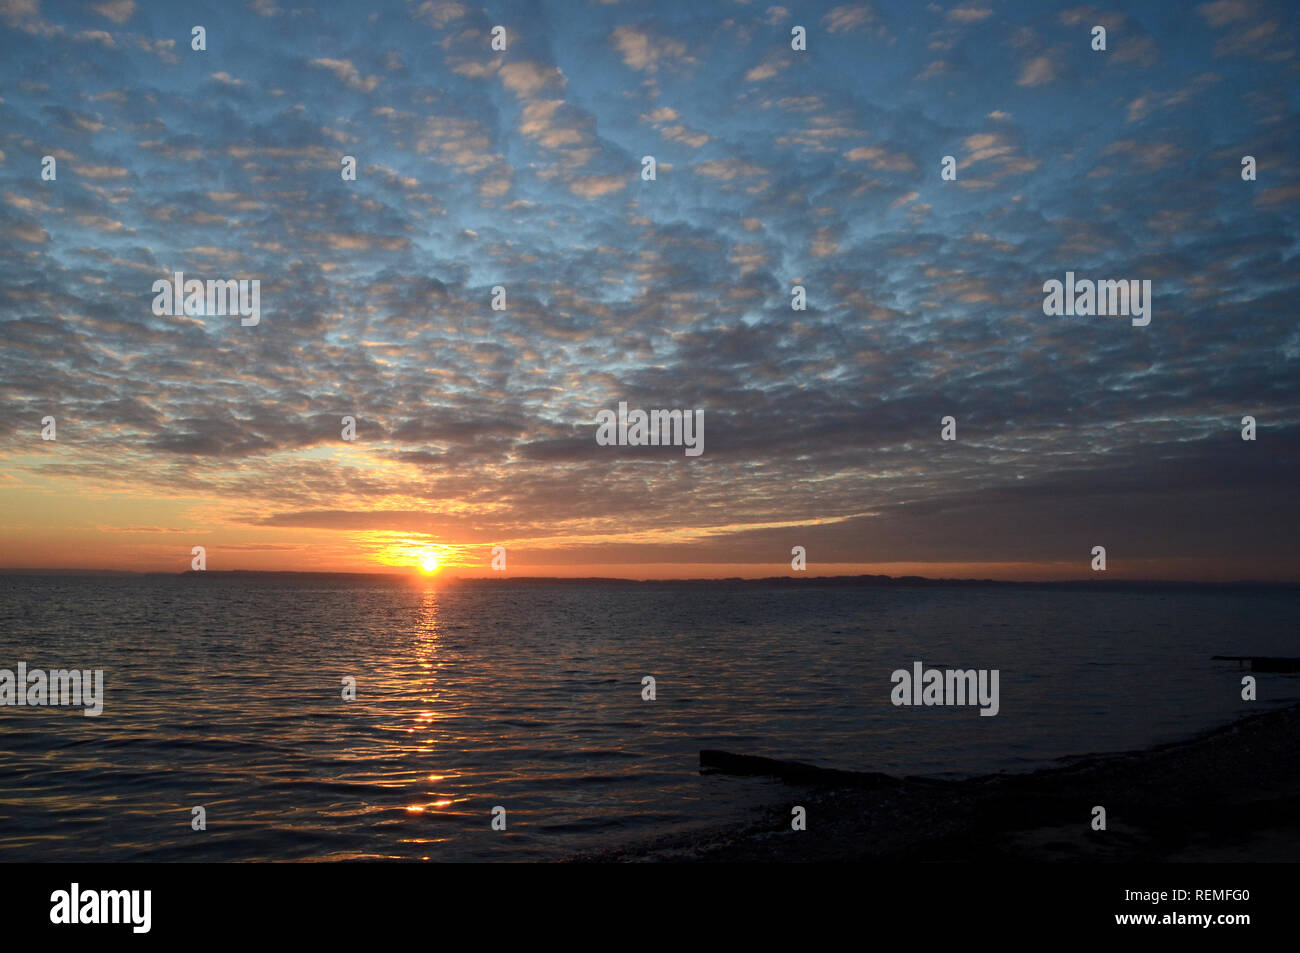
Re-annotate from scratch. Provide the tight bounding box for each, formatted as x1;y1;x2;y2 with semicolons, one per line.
577;701;1300;862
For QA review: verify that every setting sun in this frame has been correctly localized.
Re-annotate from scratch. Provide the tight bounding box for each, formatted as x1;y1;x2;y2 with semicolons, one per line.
420;555;440;574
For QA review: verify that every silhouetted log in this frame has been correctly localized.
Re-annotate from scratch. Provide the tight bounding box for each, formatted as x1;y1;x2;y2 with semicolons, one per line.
1212;656;1300;672
699;750;918;788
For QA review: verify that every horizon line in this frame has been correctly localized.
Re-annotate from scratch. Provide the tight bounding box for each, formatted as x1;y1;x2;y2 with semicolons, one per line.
3;568;1298;588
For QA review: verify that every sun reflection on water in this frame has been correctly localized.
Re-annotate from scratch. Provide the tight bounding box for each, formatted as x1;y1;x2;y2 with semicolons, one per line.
400;590;463;817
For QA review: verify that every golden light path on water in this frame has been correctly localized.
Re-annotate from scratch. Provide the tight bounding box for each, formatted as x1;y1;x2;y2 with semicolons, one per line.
397;587;470;851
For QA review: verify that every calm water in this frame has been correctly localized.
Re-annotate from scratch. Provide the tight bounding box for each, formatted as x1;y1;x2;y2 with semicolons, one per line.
0;575;1296;862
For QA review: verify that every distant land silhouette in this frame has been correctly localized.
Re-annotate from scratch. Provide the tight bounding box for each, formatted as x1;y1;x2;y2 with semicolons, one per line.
2;569;1297;590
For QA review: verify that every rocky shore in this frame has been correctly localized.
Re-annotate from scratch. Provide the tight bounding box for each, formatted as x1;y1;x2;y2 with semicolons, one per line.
575;703;1300;862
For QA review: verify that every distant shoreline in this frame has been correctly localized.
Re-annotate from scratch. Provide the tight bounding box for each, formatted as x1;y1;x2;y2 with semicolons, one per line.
2;569;1299;589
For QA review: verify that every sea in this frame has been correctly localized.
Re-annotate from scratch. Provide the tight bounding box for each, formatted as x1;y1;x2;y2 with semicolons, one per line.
1;574;1296;861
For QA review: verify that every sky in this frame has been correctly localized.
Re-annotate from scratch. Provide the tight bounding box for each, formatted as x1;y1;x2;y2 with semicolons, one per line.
1;0;1298;580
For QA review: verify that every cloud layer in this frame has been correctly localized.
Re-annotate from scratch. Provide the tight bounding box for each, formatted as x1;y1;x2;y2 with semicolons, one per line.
1;0;1298;578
